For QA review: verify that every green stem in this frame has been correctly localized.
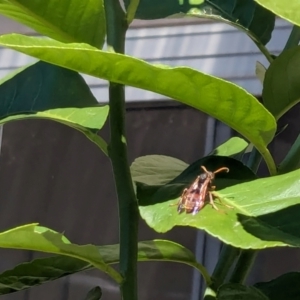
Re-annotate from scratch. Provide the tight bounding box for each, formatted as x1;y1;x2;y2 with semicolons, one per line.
229;250;257;283
105;2;138;300
211;246;241;287
284;25;300;51
253;40;274;63
203;245;241;299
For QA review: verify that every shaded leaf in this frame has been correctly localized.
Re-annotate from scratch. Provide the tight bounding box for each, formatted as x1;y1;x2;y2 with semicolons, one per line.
125;0;275;45
84;287;102;300
0;61;98;116
133;155;257;206
0;0;105;47
255;0;300;27
263;46;300;119
217;283;268;300
209;137;249;160
0;61;109;154
0;34;277;173
131;155;188;186
0;239;210;295
137;157;300;249
0;256;91;295
254;272;300;300
278;134;300;174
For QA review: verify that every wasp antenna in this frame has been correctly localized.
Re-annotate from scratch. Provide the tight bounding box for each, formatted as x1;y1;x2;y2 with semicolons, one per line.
200;165;209;173
213;167;229;174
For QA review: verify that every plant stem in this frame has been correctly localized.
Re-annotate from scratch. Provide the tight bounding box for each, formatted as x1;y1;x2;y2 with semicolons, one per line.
229;250;257;283
105;1;138;300
211;245;241;288
203;245;241;299
284;25;300;51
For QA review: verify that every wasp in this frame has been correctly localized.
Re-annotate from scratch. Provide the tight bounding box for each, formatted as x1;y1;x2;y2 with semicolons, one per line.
176;165;229;215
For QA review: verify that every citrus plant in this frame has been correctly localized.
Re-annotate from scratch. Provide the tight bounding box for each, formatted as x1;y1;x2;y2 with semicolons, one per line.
0;1;299;299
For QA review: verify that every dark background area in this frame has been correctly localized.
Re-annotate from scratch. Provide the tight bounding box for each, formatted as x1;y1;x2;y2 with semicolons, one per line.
0;101;298;299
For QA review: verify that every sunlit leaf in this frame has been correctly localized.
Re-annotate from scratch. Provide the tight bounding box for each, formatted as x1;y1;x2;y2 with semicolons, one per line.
0;224;122;284
135;155;300;249
209;137;249;160
255;0;300;27
0;34;277;173
0;0;105;47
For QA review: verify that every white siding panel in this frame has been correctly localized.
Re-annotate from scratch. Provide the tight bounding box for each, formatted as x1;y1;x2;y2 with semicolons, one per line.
0;18;292;102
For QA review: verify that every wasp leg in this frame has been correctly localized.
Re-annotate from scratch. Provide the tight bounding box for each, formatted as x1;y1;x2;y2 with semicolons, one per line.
211;192;233;208
169;188;188;214
208;192;219;210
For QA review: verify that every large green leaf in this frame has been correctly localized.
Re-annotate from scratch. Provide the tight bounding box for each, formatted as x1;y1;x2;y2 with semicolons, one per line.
0;224;122;284
0;233;210;295
263;46;300;120
0;34;277;173
0;0;105;47
254;272;300;300
255;0;300;27
124;0;275;45
217;283;268;300
133;155;300;249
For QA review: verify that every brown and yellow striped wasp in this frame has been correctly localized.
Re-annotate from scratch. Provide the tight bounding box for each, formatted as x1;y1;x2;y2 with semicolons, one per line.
176;166;229;215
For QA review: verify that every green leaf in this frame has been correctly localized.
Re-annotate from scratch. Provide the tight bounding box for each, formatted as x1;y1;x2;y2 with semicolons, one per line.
124;0;275;45
209;137;249;160
0;238;210;295
126;0;140;24
84;287;102;300
0;61;109;154
131;155;188;185
0;107;109;131
255;0;300;27
0;61;98;115
217;283;268;300
0;256;91;295
0;224;123;284
0;34;277;174
0;0;105;48
133;155;257;206
263;46;300;119
136;156;300;249
278;134;300;174
254;272;300;300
